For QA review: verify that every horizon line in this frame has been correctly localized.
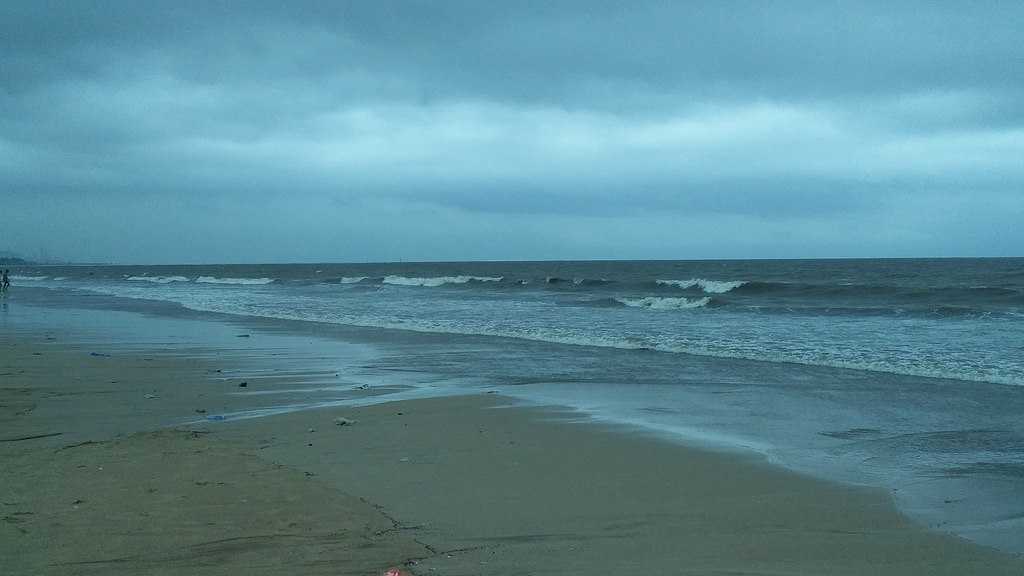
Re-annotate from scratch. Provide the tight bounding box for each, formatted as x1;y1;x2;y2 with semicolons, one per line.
16;255;1024;267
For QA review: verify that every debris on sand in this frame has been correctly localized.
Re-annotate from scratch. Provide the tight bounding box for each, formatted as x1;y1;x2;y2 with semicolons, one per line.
333;417;356;427
1;432;63;443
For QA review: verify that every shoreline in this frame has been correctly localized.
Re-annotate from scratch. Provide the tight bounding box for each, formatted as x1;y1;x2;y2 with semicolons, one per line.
3;326;1024;574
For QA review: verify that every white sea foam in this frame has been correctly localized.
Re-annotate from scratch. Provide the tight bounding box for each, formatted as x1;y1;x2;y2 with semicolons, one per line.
340;276;369;284
382;275;503;287
195;276;275;285
657;278;746;293
10;275;48;281
616;296;711;310
126;276;190;284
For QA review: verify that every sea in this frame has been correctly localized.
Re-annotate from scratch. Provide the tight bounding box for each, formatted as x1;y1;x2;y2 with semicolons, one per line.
4;258;1024;552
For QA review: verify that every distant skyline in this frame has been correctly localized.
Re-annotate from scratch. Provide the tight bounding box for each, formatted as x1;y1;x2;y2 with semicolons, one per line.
2;1;1022;264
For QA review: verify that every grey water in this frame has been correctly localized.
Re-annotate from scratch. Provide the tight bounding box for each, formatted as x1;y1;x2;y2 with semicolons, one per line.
6;258;1024;552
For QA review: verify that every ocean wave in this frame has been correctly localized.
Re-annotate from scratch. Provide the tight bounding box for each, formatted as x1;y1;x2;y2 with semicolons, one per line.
382;275;503;287
10;275;48;281
541;276;616;288
574;278;614;286
66;282;1024;387
340;276;369;284
734;281;1023;301
656;278;747;293
126;276;190;284
195;276;275;285
615;296;711;310
735;303;1017;320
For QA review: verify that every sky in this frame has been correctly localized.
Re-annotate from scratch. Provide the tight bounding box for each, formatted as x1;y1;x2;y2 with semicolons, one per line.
1;1;1022;263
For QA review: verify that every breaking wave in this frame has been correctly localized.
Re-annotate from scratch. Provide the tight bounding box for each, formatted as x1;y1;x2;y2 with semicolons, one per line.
544;277;615;287
574;278;614;286
657;278;747;293
340;276;369;284
383;275;503;287
126;276;190;284
615;296;711;310
195;276;276;285
10;275;48;281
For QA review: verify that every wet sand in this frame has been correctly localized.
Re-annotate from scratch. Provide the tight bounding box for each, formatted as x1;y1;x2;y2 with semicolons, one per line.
3;331;1023;575
1;334;426;575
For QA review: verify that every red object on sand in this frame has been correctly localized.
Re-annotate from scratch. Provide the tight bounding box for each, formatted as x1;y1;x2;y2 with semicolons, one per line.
384;569;406;576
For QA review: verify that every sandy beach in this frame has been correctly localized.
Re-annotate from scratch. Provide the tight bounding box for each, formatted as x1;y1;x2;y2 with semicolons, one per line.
3;328;1023;575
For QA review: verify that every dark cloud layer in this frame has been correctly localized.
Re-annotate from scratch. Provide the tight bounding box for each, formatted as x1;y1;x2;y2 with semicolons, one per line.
1;1;1022;262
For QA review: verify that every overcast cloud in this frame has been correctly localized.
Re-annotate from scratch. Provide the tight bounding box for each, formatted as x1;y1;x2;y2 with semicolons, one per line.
2;1;1022;263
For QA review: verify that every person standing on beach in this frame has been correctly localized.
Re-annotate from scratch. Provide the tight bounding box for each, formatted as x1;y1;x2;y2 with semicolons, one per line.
2;269;9;292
